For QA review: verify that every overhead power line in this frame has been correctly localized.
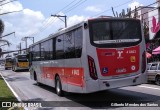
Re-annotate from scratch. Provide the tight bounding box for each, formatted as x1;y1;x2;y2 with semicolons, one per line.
130;0;159;14
63;0;87;13
0;10;22;16
27;0;81;37
0;0;17;6
55;0;78;14
92;0;133;17
26;0;88;37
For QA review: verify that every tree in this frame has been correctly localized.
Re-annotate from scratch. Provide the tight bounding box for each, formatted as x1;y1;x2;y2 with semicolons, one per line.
0;19;4;37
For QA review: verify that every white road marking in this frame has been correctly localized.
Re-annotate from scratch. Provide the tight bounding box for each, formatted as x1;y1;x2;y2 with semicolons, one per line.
138;85;160;91
0;72;22;102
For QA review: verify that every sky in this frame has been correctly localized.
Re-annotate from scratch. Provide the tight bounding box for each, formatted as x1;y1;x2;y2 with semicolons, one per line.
0;0;156;53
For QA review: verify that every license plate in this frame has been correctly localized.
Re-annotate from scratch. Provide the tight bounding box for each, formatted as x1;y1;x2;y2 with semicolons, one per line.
116;68;126;73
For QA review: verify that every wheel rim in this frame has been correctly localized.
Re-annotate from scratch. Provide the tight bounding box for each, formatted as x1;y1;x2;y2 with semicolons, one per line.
156;77;160;85
56;79;60;93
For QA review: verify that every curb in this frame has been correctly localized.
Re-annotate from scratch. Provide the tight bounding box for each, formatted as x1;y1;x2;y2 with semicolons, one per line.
0;72;28;110
0;72;22;102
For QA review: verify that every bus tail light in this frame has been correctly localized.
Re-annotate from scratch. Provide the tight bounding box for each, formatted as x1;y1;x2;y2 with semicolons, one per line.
88;55;98;80
141;51;146;73
17;63;19;67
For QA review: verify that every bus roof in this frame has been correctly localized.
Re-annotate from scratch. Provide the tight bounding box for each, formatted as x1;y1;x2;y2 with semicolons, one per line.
29;17;140;48
29;20;85;47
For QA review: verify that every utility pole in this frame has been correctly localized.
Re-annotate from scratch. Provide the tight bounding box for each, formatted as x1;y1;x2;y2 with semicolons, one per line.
21;37;34;53
19;42;21;54
51;15;67;28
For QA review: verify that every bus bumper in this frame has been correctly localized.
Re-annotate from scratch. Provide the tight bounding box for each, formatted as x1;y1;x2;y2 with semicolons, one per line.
85;73;147;93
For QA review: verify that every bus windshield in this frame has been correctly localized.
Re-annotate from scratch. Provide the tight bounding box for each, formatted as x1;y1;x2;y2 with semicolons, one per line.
6;58;12;63
89;19;142;48
17;55;28;62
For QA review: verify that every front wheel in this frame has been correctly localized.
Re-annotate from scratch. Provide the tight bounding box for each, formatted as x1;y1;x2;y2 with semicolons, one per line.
55;76;63;96
14;66;17;72
155;76;160;86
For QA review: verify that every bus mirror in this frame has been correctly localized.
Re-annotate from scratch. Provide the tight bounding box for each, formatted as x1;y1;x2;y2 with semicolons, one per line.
84;23;88;29
57;39;62;42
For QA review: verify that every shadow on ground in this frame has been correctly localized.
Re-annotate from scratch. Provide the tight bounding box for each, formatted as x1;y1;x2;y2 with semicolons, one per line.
31;83;160;109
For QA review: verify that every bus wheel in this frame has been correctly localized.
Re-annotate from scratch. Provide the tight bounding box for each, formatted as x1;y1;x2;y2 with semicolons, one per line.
55;76;63;96
34;72;41;86
155;76;160;86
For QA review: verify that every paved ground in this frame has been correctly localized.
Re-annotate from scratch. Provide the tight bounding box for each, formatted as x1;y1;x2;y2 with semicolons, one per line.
1;66;160;110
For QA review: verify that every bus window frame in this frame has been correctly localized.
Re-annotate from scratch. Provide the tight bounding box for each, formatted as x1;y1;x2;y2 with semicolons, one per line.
88;19;142;48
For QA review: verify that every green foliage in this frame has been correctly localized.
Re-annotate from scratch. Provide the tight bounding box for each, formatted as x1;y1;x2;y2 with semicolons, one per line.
0;75;17;101
0;19;4;36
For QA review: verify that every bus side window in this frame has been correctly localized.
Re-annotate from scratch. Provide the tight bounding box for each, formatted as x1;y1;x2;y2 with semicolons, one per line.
55;35;64;59
32;44;41;61
41;39;53;60
64;31;75;59
75;27;82;58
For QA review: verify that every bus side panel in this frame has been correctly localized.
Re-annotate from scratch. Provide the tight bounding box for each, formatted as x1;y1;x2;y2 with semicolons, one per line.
42;60;55;87
31;61;43;83
81;27;101;93
54;60;67;91
40;60;66;89
64;59;84;93
139;27;147;84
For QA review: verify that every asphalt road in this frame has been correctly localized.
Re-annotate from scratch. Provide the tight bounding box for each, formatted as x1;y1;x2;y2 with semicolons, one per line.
1;67;160;110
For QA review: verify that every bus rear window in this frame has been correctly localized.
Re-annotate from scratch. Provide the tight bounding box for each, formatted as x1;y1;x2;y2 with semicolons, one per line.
89;19;142;48
18;55;27;59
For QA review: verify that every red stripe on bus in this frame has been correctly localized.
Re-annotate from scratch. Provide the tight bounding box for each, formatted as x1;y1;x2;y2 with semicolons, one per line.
41;67;84;87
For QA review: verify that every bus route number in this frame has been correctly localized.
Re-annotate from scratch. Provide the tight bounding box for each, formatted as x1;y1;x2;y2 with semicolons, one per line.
72;69;80;76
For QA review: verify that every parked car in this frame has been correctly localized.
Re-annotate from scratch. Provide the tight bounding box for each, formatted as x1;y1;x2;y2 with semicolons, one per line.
147;62;160;85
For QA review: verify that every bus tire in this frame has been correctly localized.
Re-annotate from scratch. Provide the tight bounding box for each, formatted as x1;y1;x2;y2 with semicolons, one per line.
55;76;63;96
155;76;160;86
34;72;41;86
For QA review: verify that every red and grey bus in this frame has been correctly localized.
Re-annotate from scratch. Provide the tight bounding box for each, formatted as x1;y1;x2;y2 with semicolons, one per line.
29;17;147;96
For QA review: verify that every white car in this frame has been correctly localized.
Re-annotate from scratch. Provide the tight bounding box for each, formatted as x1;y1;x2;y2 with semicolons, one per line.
147;62;160;85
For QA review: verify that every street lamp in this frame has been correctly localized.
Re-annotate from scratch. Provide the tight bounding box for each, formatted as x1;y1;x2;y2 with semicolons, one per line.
16;42;22;54
51;15;67;28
